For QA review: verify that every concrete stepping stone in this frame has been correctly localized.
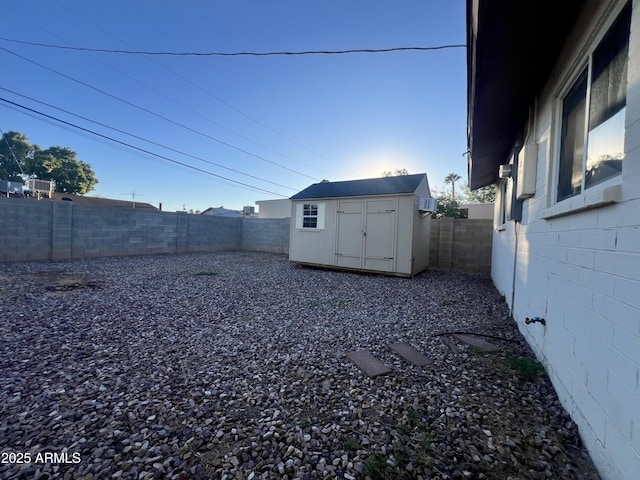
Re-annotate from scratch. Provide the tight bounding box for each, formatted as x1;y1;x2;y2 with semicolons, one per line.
346;350;392;377
453;333;500;352
388;342;431;367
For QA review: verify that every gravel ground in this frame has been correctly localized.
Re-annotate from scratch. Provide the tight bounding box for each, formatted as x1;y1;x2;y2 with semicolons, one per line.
0;251;600;480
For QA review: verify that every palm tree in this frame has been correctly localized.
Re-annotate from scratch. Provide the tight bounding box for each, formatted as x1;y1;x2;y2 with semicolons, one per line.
444;172;462;200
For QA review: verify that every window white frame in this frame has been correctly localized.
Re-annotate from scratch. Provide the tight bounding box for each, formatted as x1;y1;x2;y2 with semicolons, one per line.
552;2;630;209
295;202;325;230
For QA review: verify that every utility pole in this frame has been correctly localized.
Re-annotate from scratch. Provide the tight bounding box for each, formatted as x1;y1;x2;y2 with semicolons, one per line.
121;191;143;208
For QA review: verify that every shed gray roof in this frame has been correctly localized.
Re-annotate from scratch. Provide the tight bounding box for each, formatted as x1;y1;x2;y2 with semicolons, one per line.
291;174;427;200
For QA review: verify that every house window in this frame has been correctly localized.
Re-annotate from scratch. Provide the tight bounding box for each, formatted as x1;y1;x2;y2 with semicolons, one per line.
295;202;325;229
302;203;318;228
557;3;630;202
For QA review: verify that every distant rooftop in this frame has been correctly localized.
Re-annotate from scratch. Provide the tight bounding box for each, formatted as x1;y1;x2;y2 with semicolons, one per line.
291;174;427;200
200;207;243;217
50;193;158;209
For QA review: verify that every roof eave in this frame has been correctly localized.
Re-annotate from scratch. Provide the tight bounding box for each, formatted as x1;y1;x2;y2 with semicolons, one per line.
466;0;586;190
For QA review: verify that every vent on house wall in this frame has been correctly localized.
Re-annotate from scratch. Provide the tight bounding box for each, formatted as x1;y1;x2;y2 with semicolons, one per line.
498;164;512;179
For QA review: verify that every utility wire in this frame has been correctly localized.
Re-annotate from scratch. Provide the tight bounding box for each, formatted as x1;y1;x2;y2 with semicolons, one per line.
0;47;318;181
0;86;297;191
0;37;466;56
39;1;341;175
0;96;289;198
7;1;332;177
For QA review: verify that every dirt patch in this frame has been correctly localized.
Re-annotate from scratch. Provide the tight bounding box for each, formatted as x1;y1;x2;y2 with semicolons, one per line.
33;271;102;292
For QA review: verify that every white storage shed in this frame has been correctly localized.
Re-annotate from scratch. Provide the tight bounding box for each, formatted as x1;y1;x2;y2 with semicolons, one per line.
289;174;435;277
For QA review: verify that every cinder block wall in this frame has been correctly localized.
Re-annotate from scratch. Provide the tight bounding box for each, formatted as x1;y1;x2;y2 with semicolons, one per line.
2;199;53;262
241;217;290;254
0;198;245;261
429;218;493;272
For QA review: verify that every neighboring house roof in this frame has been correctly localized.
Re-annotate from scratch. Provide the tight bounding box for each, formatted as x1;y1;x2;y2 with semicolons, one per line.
50;192;158;209
200;207;243;217
291;174;427;200
466;0;585;189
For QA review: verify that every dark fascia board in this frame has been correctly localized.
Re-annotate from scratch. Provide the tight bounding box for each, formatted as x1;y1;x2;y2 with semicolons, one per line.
466;0;585;190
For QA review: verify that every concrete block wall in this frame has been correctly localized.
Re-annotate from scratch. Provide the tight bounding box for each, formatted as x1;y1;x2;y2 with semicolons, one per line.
0;198;249;261
70;205;184;258
241;217;290;254
430;218;493;272
1;197;51;261
186;214;241;253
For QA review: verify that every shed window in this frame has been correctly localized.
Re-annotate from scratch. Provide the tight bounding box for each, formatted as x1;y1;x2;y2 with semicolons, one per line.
557;3;630;202
303;204;318;228
295;202;325;229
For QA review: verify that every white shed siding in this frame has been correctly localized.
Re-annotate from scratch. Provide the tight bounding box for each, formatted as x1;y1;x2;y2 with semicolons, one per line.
410;203;431;272
291;195;409;273
288;199;337;267
409;179;433;273
290;194;429;275
394;195;414;274
491;2;640;478
335;200;366;269
362;198;397;272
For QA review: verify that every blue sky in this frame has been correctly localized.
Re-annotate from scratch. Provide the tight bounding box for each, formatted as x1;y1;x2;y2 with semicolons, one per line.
1;1;467;212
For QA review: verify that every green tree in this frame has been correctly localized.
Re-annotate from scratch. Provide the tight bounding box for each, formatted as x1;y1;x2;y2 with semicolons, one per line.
1;131;98;194
382;168;409;177
444;172;462;200
434;192;467;219
0;131;34;181
461;182;496;203
32;146;98;194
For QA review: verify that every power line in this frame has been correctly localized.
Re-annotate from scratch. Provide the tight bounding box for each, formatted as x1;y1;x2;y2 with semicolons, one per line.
42;1;340;175
7;0;331;178
0;96;289;198
0;37;466;56
0;47;318;181
0;86;297;191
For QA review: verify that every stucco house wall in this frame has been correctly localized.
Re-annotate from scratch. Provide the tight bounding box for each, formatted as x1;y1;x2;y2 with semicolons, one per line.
461;203;494;220
255;199;291;218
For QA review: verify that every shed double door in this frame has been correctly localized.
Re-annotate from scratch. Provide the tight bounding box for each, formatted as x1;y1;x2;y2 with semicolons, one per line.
335;198;397;272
